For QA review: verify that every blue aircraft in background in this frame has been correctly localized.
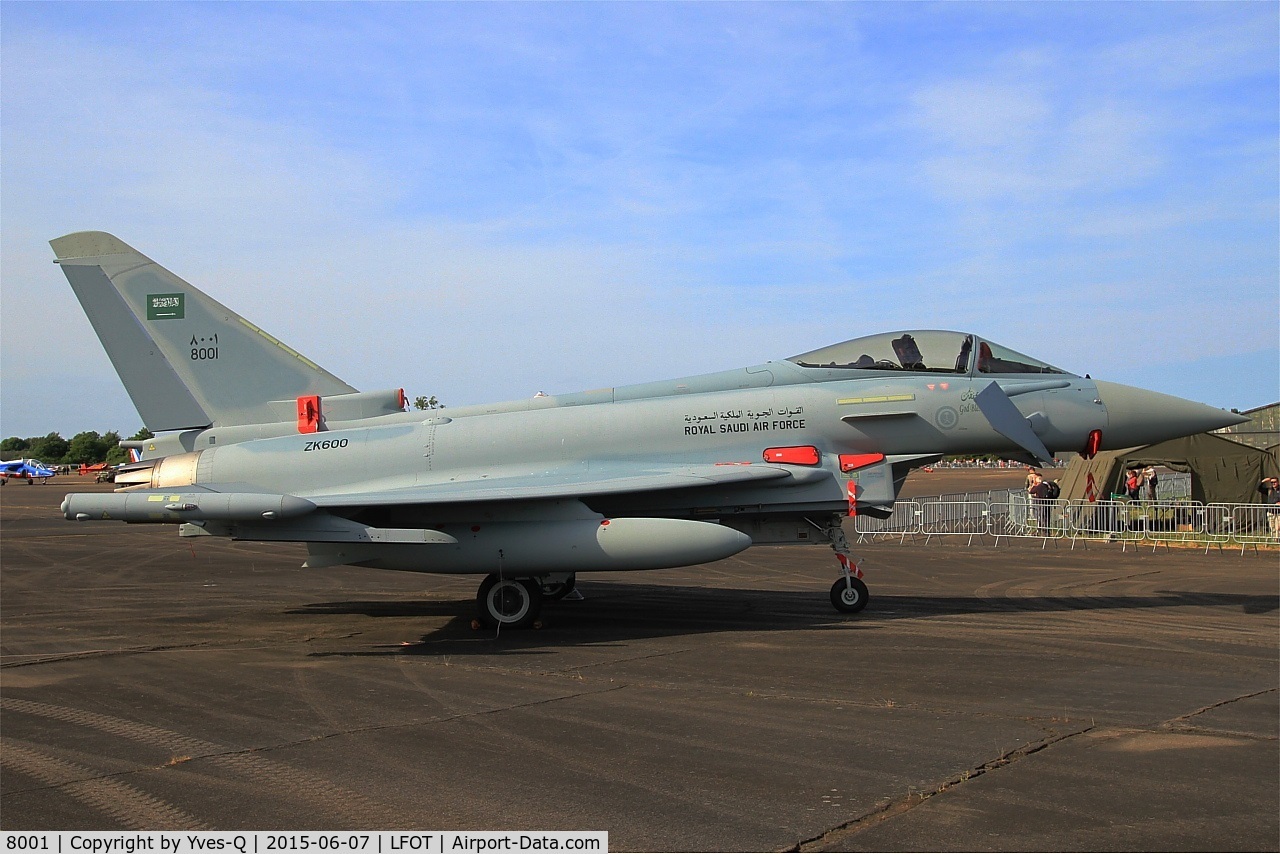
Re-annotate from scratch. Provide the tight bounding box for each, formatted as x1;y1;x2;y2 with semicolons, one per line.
0;459;58;484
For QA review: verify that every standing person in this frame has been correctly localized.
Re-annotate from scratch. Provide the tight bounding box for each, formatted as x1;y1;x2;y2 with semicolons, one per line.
1025;466;1039;491
1263;478;1280;540
1144;466;1158;502
1126;469;1142;501
1028;473;1053;531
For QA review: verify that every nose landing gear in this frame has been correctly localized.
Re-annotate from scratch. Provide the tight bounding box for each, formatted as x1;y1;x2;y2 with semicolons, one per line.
830;575;869;613
825;519;870;614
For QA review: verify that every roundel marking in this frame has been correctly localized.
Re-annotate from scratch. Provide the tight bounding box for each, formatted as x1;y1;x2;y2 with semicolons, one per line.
935;406;959;430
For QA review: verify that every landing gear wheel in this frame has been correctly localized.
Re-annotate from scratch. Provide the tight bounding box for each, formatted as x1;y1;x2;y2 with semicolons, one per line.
830;577;869;614
476;575;543;630
540;573;577;601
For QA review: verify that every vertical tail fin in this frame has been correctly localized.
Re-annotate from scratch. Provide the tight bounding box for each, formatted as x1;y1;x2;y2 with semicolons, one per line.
51;231;357;431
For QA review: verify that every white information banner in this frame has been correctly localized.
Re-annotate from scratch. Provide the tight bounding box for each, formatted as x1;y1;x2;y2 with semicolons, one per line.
1;833;607;854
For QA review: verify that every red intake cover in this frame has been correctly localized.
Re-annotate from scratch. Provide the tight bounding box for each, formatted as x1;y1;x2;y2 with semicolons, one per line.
839;453;885;472
763;446;821;466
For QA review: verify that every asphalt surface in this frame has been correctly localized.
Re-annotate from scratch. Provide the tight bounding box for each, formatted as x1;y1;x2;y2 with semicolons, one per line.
2;476;1276;851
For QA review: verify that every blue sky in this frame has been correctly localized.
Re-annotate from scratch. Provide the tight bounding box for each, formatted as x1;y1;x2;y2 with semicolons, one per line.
2;2;1276;438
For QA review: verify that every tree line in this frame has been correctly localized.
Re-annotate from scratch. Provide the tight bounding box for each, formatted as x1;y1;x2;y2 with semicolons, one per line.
3;395;444;467
2;429;153;466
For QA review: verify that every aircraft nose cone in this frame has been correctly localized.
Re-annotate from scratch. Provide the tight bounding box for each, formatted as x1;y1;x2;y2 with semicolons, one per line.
1094;381;1248;449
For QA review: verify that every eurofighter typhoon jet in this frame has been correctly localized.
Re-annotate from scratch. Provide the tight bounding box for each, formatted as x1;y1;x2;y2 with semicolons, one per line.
53;232;1244;629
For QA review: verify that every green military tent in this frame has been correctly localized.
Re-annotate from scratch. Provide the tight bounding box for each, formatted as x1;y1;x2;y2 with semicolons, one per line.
1058;433;1280;505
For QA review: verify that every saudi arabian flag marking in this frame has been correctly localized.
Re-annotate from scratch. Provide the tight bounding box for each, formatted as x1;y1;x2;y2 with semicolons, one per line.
147;293;185;320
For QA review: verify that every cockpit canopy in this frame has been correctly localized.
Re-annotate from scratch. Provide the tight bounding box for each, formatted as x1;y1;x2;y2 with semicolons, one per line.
788;331;1069;376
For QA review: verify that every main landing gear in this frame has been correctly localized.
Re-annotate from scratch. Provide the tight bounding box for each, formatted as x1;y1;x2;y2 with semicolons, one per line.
476;576;542;629
474;573;577;630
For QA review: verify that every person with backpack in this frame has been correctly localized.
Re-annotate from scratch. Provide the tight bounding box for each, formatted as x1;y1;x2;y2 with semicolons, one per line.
1028;473;1053;531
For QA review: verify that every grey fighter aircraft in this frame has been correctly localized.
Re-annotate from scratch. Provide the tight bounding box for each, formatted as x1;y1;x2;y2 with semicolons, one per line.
53;232;1245;628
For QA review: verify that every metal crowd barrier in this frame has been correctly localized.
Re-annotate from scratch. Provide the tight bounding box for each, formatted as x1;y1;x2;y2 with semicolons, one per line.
1204;503;1280;553
852;501;920;543
1061;500;1126;546
847;488;1278;552
1064;500;1211;551
917;499;990;545
991;493;1066;547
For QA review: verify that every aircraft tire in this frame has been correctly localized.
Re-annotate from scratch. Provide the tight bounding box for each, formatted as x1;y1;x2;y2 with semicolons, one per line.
477;575;543;630
540;573;577;600
830;577;869;614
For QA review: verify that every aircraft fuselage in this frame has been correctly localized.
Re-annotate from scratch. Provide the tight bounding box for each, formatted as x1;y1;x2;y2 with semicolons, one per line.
53;231;1246;624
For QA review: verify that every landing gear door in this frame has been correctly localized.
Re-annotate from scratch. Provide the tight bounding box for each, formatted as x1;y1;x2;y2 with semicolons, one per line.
838;453;894;513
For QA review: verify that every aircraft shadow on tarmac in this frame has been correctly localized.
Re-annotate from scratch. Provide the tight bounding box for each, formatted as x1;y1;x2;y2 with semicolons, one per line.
291;582;1278;657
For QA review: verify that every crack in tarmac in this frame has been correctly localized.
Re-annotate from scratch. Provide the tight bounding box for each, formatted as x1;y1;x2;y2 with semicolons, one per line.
784;724;1096;852
1053;569;1164;590
786;686;1280;852
1164;686;1277;725
1160;687;1279;741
